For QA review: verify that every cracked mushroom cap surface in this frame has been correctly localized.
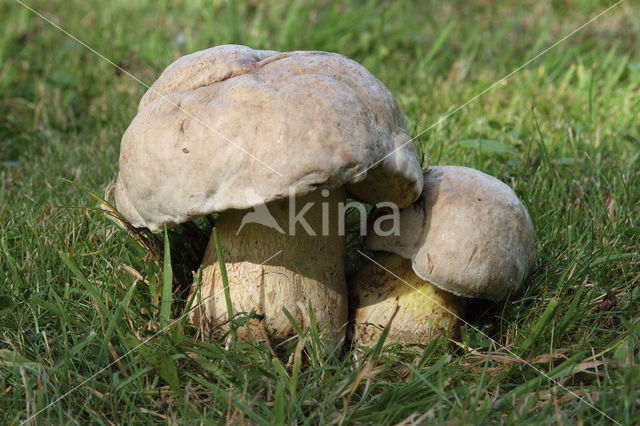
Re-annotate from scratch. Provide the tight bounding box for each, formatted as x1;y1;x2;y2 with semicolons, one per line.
115;44;422;232
366;166;535;302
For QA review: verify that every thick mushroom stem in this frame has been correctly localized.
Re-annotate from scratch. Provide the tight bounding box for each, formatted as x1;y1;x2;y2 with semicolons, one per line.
191;188;348;344
351;252;464;347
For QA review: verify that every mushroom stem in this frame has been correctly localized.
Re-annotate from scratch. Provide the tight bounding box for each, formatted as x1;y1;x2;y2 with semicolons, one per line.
351;252;464;347
191;188;348;345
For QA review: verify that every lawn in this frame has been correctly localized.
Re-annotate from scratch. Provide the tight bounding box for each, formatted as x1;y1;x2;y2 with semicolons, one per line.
1;0;639;424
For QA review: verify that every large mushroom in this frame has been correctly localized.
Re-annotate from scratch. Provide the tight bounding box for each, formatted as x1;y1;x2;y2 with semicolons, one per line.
114;45;423;343
352;166;535;346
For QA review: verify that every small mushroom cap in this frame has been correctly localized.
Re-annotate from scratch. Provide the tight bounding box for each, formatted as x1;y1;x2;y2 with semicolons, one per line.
366;166;535;302
115;45;422;232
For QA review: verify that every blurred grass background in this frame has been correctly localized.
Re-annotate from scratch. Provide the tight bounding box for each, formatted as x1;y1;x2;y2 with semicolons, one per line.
1;0;639;424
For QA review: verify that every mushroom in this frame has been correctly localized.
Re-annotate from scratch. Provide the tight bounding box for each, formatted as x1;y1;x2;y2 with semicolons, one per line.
114;45;423;344
352;166;535;346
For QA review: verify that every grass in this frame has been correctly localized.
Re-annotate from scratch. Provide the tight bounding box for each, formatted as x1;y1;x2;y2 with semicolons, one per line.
1;0;639;423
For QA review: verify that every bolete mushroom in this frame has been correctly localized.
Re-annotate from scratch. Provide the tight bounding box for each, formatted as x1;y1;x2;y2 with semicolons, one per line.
352;166;535;346
114;45;423;344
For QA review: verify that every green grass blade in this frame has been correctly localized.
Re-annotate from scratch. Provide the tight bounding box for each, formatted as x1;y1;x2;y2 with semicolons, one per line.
1;238;24;287
274;381;285;425
160;224;173;327
31;295;84;329
522;299;558;351
282;307;305;337
422;20;454;65
102;281;137;350
458;139;517;155
212;227;235;341
59;250;107;315
187;373;271;424
371;304;399;359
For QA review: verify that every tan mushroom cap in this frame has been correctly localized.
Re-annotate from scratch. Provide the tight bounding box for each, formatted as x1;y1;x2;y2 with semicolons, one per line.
115;45;422;232
366;166;535;302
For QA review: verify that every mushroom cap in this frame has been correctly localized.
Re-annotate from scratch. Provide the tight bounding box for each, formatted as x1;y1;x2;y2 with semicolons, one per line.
366;166;535;302
115;45;422;232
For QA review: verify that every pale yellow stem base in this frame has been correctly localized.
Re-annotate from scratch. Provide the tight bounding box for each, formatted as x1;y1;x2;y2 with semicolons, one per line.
351;252;464;347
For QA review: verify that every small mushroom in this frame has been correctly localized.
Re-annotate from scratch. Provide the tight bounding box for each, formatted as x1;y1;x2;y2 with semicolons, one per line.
114;45;423;343
352;166;535;346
